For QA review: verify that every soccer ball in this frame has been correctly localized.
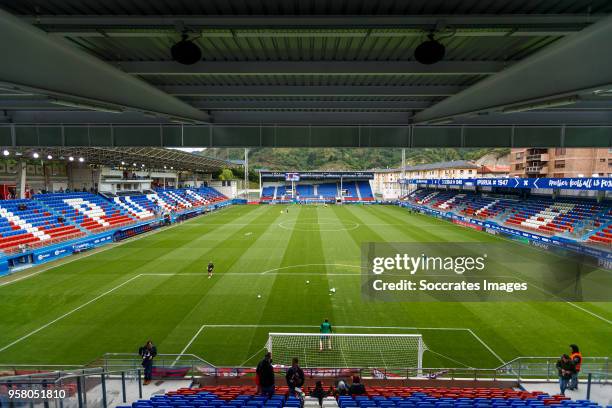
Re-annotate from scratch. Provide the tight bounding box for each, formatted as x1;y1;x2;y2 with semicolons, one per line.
306;280;310;284
257;294;262;299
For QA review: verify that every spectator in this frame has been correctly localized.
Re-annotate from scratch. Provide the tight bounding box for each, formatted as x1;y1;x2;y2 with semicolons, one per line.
569;344;582;390
285;357;305;396
256;352;275;397
138;340;157;385
334;379;348;397
556;354;574;396
349;376;366;396
310;381;329;407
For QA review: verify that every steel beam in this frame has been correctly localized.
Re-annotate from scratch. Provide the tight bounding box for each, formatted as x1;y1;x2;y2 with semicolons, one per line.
120;61;507;76
22;14;606;29
414;14;612;123
0;8;209;123
190;100;431;110
160;85;464;97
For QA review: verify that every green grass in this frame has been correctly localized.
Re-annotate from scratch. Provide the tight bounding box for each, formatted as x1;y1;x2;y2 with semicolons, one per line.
0;205;610;369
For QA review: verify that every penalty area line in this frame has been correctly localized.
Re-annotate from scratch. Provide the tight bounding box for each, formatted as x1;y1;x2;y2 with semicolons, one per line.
0;274;143;354
175;324;504;367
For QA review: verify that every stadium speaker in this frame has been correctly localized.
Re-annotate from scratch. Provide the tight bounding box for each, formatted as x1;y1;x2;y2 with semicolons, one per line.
414;33;445;65
171;33;202;65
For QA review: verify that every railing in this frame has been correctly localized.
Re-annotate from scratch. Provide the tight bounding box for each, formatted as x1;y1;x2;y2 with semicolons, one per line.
495;356;610;383
0;367;145;408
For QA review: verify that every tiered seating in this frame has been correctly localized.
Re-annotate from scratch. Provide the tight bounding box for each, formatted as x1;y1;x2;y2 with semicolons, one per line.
336;386;578;408
113;196;155;219
408;189;612;244
195;186;228;203
504;199;599;235
35;192;136;232
414;190;439;205
588;223;612;245
261;186;276;201
125;387;300;408
297;184;315;198
318;183;338;198
121;385;601;408
357;181;374;201
158;189;193;209
0;199;83;250
430;192;464;210
343;182;359;200
276;186;287;198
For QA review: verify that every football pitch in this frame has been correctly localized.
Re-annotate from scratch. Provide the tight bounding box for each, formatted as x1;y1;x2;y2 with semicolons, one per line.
0;205;610;369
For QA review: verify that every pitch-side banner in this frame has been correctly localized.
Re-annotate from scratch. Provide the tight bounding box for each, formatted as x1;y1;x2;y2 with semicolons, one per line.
400;177;612;191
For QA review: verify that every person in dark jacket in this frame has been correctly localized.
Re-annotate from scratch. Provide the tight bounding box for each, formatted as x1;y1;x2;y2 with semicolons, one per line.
285;357;305;395
138;340;157;385
556;354;575;395
348;376;366;395
256;352;275;397
310;381;329;407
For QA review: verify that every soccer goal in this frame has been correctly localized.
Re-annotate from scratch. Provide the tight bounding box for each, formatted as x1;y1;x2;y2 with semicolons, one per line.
265;333;427;369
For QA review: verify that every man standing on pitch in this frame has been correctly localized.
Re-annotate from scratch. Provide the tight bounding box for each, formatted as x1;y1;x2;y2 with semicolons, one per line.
207;261;214;278
320;319;333;351
139;340;157;385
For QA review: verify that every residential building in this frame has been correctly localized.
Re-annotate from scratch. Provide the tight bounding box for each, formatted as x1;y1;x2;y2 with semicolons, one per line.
509;148;611;178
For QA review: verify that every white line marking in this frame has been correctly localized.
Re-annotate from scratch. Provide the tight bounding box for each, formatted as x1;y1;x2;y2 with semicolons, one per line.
172;325;206;367
466;329;505;364
198;324;504;365
0;274;143;353
564;302;612;325
260;263;361;275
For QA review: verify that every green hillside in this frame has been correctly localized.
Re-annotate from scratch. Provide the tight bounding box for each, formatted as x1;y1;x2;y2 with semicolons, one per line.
204;148;509;171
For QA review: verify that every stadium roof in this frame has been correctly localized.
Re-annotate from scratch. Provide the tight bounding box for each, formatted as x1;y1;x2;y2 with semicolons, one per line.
11;147;234;172
0;1;611;147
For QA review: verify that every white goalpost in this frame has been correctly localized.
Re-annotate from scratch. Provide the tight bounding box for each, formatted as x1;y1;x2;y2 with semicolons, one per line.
265;333;427;369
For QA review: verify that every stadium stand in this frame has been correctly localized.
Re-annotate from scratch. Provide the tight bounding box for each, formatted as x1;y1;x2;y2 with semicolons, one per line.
343;182;360;201
114;196;156;219
297;184;315;198
357;181;375;201
0;186;229;255
318;183;339;198
120;385;598;408
407;189;611;246
35;192;136;232
0;199;83;250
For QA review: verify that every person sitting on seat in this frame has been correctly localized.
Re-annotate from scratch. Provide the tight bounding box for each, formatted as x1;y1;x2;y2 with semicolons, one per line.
310;381;329;407
348;376;366;395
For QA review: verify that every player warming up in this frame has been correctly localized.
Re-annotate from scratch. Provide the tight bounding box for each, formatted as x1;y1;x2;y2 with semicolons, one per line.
319;318;333;351
207;261;214;278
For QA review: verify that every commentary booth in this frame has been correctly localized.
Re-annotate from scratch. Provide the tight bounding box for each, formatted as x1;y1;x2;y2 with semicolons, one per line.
259;171;375;204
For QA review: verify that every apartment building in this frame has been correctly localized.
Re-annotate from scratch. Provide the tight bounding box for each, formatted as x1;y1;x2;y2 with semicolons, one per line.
510;148;611;178
372;160;509;198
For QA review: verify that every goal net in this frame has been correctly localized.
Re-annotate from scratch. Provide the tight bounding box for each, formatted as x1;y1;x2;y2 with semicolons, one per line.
265;333;427;369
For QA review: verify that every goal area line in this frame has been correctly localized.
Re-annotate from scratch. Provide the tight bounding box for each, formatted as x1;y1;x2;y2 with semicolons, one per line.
176;324;505;366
